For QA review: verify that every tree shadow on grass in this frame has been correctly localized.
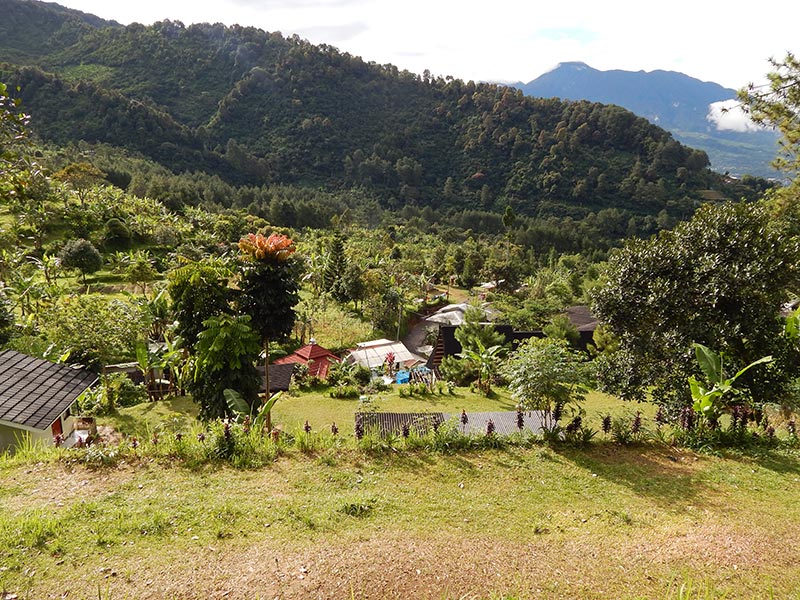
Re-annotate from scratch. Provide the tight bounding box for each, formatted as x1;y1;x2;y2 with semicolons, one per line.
552;442;712;510
104;398;198;438
104;411;144;437
715;446;800;476
446;390;518;411
368;449;479;477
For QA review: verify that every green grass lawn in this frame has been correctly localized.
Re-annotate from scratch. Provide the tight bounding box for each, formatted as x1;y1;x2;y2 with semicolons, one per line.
5;388;794;598
1;440;799;598
295;291;373;352
104;395;200;438
103;386;649;438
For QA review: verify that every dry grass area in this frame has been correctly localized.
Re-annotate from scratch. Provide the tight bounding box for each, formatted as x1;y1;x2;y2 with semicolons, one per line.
2;444;800;599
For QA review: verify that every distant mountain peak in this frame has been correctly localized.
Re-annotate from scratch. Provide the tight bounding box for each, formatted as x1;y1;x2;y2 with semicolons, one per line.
540;61;594;77
516;63;777;178
556;61;592;70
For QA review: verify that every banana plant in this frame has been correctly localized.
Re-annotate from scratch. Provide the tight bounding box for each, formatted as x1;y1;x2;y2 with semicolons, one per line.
785;304;800;341
688;343;772;422
135;338;166;401
458;339;506;395
223;388;282;432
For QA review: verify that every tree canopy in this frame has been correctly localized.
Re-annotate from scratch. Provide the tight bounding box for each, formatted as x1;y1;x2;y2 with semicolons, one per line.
739;52;800;233
0;9;770;235
237;232;300;429
58;238;103;283
739;52;800;189
592;200;800;414
190;313;261;421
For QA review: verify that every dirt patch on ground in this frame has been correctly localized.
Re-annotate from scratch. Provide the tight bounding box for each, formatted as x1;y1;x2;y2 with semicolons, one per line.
6;451;800;599
89;525;796;600
0;460;138;513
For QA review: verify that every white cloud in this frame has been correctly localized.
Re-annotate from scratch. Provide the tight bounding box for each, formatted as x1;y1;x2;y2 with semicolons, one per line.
54;0;800;89
296;21;369;44
707;100;764;133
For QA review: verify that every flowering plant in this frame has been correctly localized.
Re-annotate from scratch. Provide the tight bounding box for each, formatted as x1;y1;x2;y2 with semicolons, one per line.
238;233;295;261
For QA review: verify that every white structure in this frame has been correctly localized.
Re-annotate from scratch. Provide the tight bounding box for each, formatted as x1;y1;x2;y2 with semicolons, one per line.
344;339;426;370
0;350;98;452
425;303;498;327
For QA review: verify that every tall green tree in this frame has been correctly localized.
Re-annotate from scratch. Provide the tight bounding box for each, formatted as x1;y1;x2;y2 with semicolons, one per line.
237;233;300;430
52;162;106;207
190;314;261;421
739;53;800;233
543;314;579;345
454;306;504;354
322;232;347;300
126;250;158;295
0;287;14;346
502;337;590;432
40;294;149;370
739;53;800;192
0;81;34;201
167;260;233;351
592;200;800;415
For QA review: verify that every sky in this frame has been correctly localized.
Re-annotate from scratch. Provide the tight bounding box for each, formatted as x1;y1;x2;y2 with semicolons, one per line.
52;0;799;92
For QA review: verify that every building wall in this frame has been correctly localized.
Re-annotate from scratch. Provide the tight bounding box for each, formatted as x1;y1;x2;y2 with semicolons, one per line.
0;422;51;453
0;412;73;453
0;422;22;452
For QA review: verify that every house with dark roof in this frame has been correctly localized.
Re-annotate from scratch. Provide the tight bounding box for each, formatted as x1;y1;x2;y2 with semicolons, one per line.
426;305;598;369
256;363;295;393
272;341;340;379
564;305;599;342
0;350;98;452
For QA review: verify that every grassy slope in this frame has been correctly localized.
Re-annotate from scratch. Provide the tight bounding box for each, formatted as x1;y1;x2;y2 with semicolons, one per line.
1;442;799;599
5;390;794;598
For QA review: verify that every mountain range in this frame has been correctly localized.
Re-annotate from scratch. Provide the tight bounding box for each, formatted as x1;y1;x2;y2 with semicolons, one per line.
0;0;772;233
513;62;780;179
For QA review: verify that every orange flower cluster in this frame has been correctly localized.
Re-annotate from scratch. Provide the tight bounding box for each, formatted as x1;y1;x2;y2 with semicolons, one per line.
238;233;296;261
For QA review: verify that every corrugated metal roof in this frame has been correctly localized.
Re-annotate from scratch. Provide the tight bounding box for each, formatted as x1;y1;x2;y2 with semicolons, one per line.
354;410;546;438
0;350;98;431
357;412;445;437
445;410;545;436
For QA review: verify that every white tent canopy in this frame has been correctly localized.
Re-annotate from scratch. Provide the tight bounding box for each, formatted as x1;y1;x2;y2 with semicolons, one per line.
345;339;426;370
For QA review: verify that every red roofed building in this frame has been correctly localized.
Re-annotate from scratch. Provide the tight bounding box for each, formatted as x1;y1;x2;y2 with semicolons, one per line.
272;340;340;379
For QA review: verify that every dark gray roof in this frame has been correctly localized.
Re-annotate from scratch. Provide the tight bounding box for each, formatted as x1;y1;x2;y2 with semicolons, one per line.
357;412;446;437
565;305;599;331
256;363;294;393
0;350;98;431
445;410;546;436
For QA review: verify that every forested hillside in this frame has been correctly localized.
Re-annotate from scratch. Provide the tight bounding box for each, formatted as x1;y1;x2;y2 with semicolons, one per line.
515;61;780;178
0;0;117;62
0;0;771;234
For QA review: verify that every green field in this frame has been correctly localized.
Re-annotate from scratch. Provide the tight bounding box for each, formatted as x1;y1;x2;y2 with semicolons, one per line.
1;389;798;599
1;440;799;598
103;387;655;439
